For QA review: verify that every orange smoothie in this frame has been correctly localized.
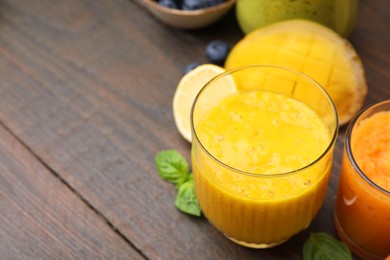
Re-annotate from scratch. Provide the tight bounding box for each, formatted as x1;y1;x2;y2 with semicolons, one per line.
192;90;333;246
335;110;390;258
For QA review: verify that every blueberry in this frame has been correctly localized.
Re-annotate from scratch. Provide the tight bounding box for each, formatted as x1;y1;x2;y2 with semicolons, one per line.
180;0;225;10
158;0;178;9
182;0;206;10
204;0;226;8
183;63;200;74
205;40;229;65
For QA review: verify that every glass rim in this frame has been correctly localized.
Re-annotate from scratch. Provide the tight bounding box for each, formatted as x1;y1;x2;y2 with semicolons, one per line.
190;64;339;178
345;99;390;195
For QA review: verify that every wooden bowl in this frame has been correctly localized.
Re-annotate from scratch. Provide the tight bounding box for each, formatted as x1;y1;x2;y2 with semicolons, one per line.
142;0;236;29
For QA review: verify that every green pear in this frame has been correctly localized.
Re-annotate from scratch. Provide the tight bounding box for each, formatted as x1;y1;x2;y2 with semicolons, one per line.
236;0;358;37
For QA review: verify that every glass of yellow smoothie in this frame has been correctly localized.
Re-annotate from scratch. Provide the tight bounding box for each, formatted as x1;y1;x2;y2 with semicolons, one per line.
334;100;390;259
191;65;338;248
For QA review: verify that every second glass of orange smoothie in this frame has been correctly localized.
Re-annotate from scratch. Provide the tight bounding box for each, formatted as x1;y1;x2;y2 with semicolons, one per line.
334;100;390;259
191;65;338;248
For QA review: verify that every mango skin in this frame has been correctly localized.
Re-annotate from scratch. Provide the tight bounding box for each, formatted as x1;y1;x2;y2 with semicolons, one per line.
236;0;358;37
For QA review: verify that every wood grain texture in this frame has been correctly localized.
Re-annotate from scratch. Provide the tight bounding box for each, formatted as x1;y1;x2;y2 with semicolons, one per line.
348;0;390;105
0;0;388;258
0;124;142;259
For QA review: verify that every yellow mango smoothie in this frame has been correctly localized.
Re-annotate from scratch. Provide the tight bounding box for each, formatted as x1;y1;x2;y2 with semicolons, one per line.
192;89;335;247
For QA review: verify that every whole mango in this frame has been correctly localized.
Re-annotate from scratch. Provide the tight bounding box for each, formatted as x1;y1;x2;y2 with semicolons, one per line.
236;0;358;37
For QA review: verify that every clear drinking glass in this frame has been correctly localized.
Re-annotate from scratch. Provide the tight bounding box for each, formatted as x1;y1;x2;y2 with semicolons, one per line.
191;65;338;248
334;100;390;259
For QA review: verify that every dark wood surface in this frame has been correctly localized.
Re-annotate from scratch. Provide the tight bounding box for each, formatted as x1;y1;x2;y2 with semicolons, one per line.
0;0;388;259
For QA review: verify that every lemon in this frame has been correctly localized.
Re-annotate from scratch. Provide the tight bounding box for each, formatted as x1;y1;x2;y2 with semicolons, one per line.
225;19;367;125
173;64;235;142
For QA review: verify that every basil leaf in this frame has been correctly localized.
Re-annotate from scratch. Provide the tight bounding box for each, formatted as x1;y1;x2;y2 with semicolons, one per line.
175;177;201;217
303;232;352;260
155;150;190;186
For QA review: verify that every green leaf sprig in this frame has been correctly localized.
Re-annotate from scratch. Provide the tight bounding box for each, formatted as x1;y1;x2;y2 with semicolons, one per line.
155;150;201;217
303;232;352;260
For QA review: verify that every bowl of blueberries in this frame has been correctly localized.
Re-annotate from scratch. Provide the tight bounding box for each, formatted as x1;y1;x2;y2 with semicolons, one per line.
143;0;236;29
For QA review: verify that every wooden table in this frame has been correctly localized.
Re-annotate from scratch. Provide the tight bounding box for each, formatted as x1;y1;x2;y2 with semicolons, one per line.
0;0;388;259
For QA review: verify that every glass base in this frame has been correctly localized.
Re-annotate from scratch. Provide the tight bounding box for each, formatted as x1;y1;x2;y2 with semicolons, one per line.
225;235;286;249
334;213;385;260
